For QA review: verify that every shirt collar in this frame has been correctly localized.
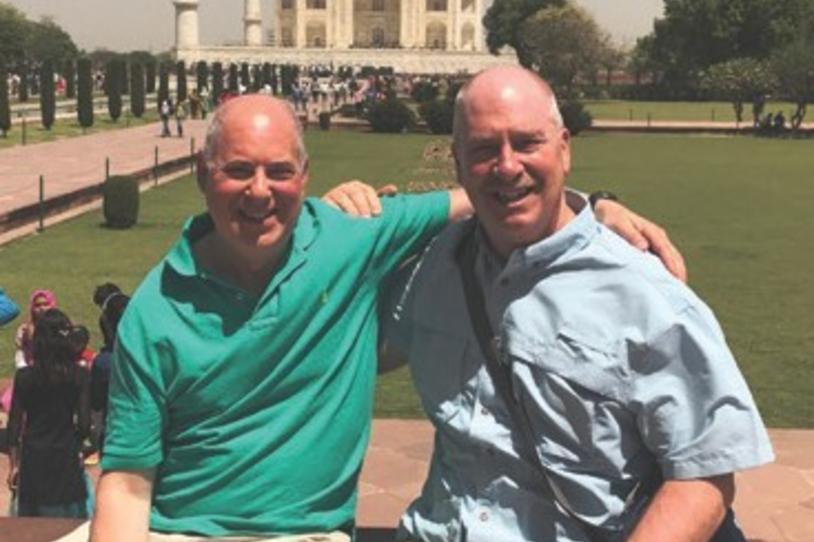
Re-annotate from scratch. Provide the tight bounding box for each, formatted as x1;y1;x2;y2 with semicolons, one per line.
165;200;320;278
476;203;600;280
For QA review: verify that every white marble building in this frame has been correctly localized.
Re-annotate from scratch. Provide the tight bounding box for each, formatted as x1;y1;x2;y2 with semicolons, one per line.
173;0;514;74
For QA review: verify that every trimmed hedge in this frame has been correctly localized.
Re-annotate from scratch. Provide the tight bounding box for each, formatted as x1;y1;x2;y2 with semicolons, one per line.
418;99;454;134
560;100;593;136
367;98;415;133
102;175;140;229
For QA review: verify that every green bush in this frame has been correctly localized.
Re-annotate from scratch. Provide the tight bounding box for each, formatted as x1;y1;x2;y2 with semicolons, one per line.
337;103;356;117
367;98;415;133
102;175;140;229
418;99;454;134
77;58;94;129
0;62;9;136
318;112;331;130
559;100;593;136
411;81;438;103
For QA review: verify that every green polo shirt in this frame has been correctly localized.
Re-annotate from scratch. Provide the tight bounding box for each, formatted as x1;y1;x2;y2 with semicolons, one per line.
102;193;449;536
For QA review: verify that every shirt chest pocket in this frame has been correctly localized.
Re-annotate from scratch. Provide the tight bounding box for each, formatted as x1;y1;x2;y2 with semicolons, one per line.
505;329;635;474
407;325;471;424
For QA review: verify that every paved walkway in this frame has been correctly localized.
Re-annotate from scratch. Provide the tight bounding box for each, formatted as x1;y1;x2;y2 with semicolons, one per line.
0;417;811;541
0;119;208;224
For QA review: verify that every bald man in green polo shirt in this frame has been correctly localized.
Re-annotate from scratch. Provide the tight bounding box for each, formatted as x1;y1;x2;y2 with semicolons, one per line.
90;94;683;541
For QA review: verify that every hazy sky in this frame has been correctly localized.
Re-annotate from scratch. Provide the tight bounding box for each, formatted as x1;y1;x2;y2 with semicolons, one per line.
8;0;664;52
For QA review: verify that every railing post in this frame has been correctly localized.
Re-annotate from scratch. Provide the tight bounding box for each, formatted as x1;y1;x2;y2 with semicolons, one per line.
190;137;195;174
21;113;27;146
105;157;110;181
38;175;44;232
154;145;159;186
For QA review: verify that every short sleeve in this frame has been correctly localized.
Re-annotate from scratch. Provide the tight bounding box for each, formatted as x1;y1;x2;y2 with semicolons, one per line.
631;304;774;479
380;254;424;357
0;289;19;326
368;192;449;279
101;326;169;471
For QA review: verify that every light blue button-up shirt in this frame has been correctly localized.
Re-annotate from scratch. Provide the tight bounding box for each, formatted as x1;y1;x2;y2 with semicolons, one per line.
385;205;774;542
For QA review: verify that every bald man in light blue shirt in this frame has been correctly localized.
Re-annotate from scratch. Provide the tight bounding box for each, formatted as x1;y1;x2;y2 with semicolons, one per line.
383;67;773;542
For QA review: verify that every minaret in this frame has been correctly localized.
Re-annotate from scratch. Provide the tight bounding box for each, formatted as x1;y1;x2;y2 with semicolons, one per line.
173;0;200;50
244;0;263;47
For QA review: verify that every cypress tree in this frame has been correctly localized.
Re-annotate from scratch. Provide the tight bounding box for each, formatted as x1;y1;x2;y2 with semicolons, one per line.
64;60;76;99
120;61;129;95
19;63;29;102
146;61;156;94
176;61;187;102
262;62;273;87
228;64;239;93
39;60;55;130
251;64;262;92
77;58;93;129
212;62;224;99
107;60;122;122
158;61;169;107
240;62;250;90
270;64;279;95
131;63;145;118
196;61;209;92
0;63;10;137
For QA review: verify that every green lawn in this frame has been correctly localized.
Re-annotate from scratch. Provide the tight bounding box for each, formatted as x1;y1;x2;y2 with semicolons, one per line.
585;99;799;123
0;111;161;149
0;131;811;427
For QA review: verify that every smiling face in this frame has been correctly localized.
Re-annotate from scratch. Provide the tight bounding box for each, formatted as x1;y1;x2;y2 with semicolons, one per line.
453;68;573;258
200;96;308;265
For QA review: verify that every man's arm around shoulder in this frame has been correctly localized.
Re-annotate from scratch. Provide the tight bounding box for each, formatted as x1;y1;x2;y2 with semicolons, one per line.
91;469;155;542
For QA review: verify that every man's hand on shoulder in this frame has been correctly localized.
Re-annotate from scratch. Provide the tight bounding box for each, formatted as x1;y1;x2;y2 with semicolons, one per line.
594;199;687;283
322;180;398;218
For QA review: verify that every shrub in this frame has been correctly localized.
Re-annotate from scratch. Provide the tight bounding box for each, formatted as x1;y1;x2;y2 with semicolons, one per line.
131;63;145;118
107;60;122;122
196;61;209;91
158;62;170;106
559;100;592;136
19;63;28;102
418;99;454;134
39;61;55;129
146;61;156;94
337;103;356;117
176;61;187;102
318;112;331;130
102;175;140;229
77;58;94;129
0;63;9;136
411;81;438;103
367;98;415;133
211;62;224;98
64;60;75;99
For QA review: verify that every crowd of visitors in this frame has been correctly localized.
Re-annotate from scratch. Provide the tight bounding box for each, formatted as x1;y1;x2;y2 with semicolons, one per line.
1;284;129;519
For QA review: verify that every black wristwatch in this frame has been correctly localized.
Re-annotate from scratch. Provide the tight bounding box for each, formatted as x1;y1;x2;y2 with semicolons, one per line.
588;190;619;209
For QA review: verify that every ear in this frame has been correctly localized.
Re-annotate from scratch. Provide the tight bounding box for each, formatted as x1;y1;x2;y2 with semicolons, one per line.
300;158;310;188
452;142;464;188
559;128;572;176
195;152;208;192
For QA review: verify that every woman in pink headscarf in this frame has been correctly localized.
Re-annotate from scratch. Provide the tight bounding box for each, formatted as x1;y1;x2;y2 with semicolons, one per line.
14;290;57;368
2;290;58;414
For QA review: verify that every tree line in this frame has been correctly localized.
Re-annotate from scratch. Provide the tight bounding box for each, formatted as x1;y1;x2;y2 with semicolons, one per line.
483;0;814;131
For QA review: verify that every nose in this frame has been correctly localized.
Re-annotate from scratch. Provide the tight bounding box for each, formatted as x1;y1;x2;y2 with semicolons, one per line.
245;166;272;199
493;142;522;180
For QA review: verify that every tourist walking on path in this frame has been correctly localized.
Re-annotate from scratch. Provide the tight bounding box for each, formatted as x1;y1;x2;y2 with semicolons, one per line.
6;308;92;519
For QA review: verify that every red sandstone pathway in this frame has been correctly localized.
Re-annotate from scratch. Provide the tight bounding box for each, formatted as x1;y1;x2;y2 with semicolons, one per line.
0;120;208;220
0;416;811;541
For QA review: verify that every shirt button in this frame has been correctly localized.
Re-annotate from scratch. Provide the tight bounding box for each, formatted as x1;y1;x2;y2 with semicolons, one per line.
480;406;488;416
479;511;489;522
